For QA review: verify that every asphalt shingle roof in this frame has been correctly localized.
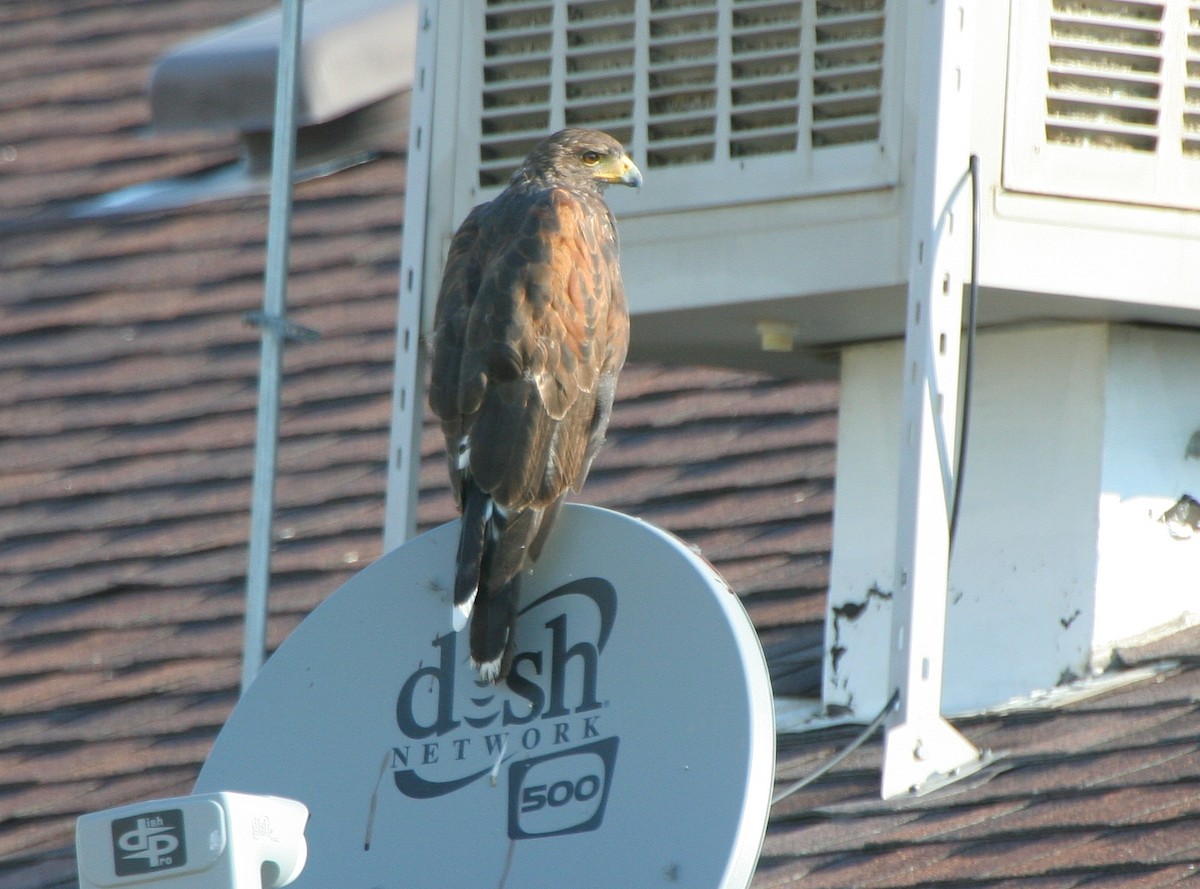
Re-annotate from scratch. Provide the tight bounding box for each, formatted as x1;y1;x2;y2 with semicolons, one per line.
3;2;1200;888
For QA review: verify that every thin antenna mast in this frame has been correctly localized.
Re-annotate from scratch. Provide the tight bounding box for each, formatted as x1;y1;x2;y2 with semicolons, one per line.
242;0;306;694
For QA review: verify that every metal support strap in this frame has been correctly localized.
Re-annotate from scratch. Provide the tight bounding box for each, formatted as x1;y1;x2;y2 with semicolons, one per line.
383;1;439;552
881;0;985;799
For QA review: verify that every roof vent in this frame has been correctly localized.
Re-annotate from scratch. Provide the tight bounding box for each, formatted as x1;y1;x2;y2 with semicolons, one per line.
150;0;416;136
61;0;416;220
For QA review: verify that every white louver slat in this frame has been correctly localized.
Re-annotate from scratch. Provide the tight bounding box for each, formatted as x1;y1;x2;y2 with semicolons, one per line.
463;0;895;214
1004;0;1200;210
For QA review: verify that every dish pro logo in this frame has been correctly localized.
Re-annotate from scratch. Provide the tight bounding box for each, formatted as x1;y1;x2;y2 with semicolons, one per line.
111;809;186;876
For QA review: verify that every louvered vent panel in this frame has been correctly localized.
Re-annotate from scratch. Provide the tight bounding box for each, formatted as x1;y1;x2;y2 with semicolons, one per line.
1045;0;1163;152
473;0;895;201
480;0;556;186
646;0;719;165
811;0;885;147
1005;0;1200;209
564;0;636;140
728;0;801;158
1183;3;1200;154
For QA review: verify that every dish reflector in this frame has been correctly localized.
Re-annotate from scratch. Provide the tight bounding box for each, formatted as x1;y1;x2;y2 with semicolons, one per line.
197;505;774;888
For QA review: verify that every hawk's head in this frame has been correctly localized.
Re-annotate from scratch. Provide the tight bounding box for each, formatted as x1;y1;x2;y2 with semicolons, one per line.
520;128;643;192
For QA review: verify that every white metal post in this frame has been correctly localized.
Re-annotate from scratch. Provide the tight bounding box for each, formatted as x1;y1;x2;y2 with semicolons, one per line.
383;1;439;552
242;0;305;695
881;0;982;799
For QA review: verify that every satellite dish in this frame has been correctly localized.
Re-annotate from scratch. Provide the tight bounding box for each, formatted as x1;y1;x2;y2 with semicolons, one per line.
197;504;775;888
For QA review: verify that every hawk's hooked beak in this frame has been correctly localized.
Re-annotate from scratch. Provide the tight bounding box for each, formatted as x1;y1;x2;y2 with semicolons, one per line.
600;154;643;188
617;154;643;188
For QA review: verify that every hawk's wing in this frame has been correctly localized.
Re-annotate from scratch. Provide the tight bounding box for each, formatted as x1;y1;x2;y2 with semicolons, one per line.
429;185;629;512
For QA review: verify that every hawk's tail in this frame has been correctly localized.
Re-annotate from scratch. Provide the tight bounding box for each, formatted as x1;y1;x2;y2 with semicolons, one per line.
452;483;490;631
470;573;520;683
452;484;536;683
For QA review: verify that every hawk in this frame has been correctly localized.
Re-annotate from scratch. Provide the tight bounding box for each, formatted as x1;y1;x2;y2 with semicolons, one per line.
428;128;641;682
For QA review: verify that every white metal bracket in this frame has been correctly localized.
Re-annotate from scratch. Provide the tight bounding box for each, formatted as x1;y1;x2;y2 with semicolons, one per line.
882;0;983;800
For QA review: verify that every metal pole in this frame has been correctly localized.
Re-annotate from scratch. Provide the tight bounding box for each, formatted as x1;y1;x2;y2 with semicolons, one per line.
242;0;305;695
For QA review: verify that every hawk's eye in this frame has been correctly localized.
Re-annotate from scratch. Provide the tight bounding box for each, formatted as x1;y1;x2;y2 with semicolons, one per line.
581;150;601;166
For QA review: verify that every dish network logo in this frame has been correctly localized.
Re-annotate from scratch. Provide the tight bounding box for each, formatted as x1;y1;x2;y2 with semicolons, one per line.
391;578;619;839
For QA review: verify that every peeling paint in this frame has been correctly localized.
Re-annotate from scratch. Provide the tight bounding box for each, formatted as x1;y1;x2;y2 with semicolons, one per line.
828;584;893;676
1159;494;1200;540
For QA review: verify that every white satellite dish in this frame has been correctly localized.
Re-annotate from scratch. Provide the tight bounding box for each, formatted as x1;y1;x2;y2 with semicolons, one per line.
197;504;775;888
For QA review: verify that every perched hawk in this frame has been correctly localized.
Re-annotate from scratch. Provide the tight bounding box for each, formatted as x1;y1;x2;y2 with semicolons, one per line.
429;128;642;682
